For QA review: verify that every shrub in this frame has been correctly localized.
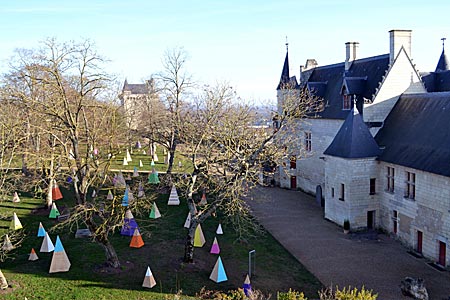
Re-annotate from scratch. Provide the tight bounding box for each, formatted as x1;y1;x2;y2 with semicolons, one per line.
319;286;377;300
278;289;307;300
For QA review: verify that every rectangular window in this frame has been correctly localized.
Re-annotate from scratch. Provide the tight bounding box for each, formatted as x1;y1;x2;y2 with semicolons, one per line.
290;156;296;169
343;94;352;110
370;178;376;195
404;171;416;200
386;167;395;192
331;188;335;198
339;184;345;201
304;132;312;152
393;210;398;234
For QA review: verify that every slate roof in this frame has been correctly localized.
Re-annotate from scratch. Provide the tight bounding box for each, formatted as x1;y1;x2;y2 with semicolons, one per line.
435;48;449;72
375;92;450;177
277;51;299;90
421;70;450;92
305;54;390;119
324;109;381;158
123;80;149;94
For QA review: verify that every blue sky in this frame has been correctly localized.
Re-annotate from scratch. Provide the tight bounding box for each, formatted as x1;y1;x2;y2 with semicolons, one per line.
1;0;449;103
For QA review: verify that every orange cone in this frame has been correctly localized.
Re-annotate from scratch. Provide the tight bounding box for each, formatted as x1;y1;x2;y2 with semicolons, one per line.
130;228;144;248
52;181;63;201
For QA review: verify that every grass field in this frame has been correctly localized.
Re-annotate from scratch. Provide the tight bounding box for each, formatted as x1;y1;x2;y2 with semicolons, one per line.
0;174;322;299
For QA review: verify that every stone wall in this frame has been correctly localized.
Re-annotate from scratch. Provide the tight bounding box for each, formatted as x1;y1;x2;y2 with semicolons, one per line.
378;162;450;266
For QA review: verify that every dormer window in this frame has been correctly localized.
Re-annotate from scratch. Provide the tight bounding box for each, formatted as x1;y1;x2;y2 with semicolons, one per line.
341;86;352;110
343;95;352;110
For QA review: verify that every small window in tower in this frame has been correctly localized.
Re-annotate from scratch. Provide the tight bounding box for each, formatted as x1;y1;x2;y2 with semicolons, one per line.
339;184;345;201
370;178;376;195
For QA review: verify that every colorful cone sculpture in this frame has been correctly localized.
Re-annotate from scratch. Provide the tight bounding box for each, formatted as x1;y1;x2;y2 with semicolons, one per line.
49;236;71;273
138;182;145;198
142;266;156;288
148;168;160;184
28;248;39;261
209;256;228;283
107;190;114;200
130;228;145;248
121;209;139;236
135;140;141;149
216;223;223;235
194;224;206;247
49;202;60;219
133;167;139;177
12;191;20;203
149;202;161;219
40;232;55;252
126;149;132;162
115;172;126;188
210;237;220;254
184;212;191;228
122;187;129;206
52;180;63;201
91;189;97;198
167;185;180;205
199;192;207;206
243;274;252;296
10;212;23;230
123;157;128;166
153;153;159;162
142;150;146;155
139;160;143;167
2;235;13;251
37;222;46;237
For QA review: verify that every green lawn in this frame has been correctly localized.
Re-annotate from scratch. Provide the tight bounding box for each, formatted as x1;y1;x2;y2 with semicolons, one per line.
0;177;322;299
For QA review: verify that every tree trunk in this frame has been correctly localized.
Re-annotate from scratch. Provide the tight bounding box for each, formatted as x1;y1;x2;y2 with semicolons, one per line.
0;269;8;289
183;220;197;263
101;240;121;268
166;131;177;174
46;178;53;208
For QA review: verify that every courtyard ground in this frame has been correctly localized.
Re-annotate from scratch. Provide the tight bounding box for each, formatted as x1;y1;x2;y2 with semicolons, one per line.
248;186;450;300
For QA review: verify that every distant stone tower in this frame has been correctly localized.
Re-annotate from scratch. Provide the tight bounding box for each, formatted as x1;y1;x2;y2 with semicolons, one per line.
276;42;299;116
119;79;156;130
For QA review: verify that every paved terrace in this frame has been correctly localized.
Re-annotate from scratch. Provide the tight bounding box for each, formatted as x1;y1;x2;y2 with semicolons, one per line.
248;187;450;300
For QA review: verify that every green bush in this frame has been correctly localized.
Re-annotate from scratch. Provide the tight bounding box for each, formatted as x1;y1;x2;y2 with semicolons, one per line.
278;289;307;300
319;286;377;300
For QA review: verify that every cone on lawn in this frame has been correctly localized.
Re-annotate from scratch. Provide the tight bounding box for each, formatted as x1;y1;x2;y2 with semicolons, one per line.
139;160;143;167
167;185;180;205
243;274;252;296
216;223;223;235
123;157;128;166
28;248;39;261
133;167;139;177
2;235;13;251
184;212;191;228
138;182;145;198
210;237;220;254
148;168;160;184
199;192;207;206
37;222;46;237
121;209;139;236
52;180;63;201
122;187;129;207
12;191;20;203
107;190;114;200
91;189;97;198
194;224;206;247
49;236;71;273
49;202;60;219
10;212;23;230
126;149;132;162
209;256;228;283
149;202;161;219
130;228;145;248
142;150;146;155
153;153;159;162
142;266;156;288
40;232;55;252
135;140;141;149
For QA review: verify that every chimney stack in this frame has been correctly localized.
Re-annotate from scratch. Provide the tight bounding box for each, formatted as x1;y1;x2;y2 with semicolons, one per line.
389;29;412;64
345;42;359;71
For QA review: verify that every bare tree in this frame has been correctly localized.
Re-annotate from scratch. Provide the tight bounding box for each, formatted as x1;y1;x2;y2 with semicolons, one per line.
155;47;193;175
178;83;322;262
